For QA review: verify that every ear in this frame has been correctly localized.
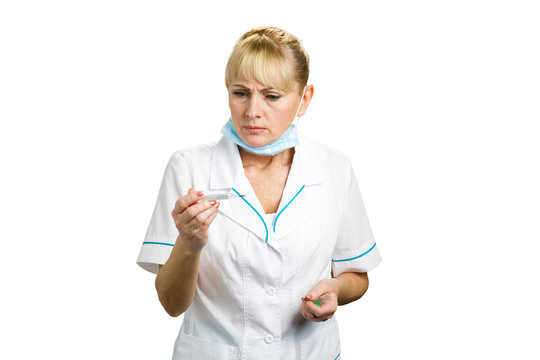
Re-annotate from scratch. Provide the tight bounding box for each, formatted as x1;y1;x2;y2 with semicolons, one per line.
297;85;314;118
225;81;229;90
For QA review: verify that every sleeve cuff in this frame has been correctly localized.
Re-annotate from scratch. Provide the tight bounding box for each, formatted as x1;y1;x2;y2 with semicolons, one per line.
331;242;382;277
136;240;175;274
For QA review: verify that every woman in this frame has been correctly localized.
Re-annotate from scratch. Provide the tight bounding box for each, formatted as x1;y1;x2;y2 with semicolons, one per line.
137;26;382;360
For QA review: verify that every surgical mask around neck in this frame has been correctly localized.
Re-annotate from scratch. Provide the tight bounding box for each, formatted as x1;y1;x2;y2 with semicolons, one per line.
221;86;307;156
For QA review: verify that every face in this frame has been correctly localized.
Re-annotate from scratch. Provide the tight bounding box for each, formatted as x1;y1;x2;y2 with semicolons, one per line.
227;78;304;148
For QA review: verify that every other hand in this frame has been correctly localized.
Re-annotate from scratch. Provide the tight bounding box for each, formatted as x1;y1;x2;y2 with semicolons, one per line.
300;279;339;322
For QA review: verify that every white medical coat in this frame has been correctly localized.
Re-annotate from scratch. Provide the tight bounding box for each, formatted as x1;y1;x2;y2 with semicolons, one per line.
137;132;382;360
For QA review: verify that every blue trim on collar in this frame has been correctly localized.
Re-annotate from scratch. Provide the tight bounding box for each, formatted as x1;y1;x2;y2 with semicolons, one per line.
273;185;306;233
332;243;377;262
232;187;269;242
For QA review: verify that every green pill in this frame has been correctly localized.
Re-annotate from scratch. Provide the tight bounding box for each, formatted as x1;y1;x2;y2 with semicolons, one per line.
313;301;322;306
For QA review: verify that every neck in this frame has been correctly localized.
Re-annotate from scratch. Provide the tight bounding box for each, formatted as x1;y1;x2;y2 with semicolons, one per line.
238;146;295;169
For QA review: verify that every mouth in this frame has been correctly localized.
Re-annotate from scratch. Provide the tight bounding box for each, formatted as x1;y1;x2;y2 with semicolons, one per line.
243;125;266;134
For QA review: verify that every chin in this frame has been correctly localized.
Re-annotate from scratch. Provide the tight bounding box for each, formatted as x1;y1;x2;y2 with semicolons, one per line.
242;135;272;148
246;141;269;148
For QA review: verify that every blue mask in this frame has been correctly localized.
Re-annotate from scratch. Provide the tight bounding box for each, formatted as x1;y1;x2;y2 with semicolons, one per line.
221;86;307;156
221;118;299;156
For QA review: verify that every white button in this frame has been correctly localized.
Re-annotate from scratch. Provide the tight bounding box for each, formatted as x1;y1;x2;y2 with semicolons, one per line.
264;335;274;344
266;287;276;296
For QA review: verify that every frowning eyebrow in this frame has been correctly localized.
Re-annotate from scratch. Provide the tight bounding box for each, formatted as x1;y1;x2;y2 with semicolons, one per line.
230;84;280;92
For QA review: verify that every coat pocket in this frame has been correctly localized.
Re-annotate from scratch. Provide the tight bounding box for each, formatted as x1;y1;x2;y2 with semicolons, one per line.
300;320;341;360
173;333;239;360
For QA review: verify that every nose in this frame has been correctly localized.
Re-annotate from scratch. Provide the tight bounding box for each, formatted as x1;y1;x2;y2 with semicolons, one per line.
245;94;261;120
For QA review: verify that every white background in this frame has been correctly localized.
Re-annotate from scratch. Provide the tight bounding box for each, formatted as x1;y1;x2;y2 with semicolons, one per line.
1;1;539;359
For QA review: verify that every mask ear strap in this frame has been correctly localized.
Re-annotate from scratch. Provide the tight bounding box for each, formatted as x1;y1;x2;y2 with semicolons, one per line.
293;85;308;128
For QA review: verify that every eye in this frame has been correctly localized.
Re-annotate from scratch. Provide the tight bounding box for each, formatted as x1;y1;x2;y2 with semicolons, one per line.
266;94;281;101
233;91;248;98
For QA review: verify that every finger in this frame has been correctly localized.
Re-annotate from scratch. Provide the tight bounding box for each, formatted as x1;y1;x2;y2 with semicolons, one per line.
303;289;326;303
317;312;334;322
302;298;322;318
203;204;220;227
181;199;217;223
303;304;331;322
187;202;219;226
300;299;309;317
302;310;314;321
173;201;213;232
300;302;315;321
303;302;324;317
303;300;332;318
303;290;334;309
173;189;205;214
317;302;335;314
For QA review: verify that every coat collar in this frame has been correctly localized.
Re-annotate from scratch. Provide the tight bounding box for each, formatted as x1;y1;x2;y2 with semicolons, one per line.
209;132;327;244
210;132;325;189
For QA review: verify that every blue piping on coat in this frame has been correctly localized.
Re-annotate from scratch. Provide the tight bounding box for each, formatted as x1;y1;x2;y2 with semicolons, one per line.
332;243;377;262
273;185;305;232
142;241;174;247
231;187;269;242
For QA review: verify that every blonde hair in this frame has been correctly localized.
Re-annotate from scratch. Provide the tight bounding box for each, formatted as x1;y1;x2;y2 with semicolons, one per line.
225;26;310;95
